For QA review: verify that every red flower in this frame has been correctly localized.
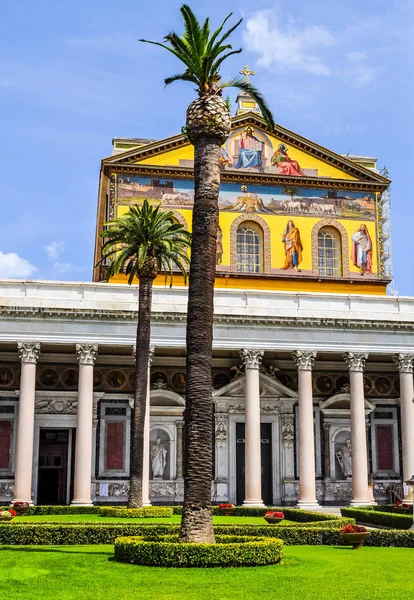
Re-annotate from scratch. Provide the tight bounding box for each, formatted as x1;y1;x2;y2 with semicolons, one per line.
8;509;17;517
341;524;367;533
12;502;29;508
265;511;284;518
218;503;235;509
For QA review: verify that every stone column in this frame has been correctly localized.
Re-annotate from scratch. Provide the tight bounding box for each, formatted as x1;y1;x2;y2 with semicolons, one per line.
393;354;414;503
13;342;41;505
176;421;184;479
293;350;319;508
132;344;154;506
241;348;265;507
72;343;98;506
343;352;371;506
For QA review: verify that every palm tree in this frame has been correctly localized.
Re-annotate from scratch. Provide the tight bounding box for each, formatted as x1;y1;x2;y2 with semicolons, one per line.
140;5;275;542
99;200;191;507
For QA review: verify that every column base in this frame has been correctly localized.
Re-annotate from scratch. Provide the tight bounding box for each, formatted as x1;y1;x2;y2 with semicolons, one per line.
71;499;93;507
12;499;34;506
242;499;265;508
349;499;372;507
142;501;152;507
296;500;320;510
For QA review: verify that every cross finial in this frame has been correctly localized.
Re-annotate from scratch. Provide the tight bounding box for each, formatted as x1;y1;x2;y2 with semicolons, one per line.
239;65;255;84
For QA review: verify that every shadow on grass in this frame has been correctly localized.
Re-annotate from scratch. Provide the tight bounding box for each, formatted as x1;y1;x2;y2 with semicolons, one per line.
0;546;111;556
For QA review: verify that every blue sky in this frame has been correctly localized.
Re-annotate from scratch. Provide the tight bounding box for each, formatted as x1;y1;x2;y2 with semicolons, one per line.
1;0;413;293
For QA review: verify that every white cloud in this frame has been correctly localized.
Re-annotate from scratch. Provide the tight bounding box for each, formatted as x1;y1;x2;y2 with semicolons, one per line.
44;241;66;260
344;52;381;86
52;261;76;274
0;251;37;278
243;10;336;76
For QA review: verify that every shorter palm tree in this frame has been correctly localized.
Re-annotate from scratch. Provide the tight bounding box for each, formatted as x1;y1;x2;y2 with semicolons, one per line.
99;199;191;507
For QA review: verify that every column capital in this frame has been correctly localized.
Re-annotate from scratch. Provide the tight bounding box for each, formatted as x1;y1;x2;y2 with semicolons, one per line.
240;348;264;369
343;352;368;372
393;353;414;374
76;343;98;366
17;342;41;364
175;420;184;430
132;345;155;367
292;350;317;371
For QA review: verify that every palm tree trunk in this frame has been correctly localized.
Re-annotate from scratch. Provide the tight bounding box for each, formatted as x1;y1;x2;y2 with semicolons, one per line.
180;136;222;543
129;276;153;508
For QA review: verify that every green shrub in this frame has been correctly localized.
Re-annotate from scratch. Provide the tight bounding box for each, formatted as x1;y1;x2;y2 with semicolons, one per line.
24;506;101;516
114;534;284;567
171;505;344;523
341;508;413;530
99;507;173;519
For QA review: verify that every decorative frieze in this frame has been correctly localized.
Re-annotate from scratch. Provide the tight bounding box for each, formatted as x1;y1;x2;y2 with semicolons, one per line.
343;352;368;372
240;349;264;370
292;350;317;371
35;397;77;414
17;342;41;364
76;343;98;366
392;353;414;374
0;482;14;497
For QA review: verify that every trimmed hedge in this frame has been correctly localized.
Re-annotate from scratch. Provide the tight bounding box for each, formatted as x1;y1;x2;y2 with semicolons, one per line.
1;522;414;547
114;534;284;567
100;507;173;518
24;506;101;515
341;507;413;530
173;506;344;523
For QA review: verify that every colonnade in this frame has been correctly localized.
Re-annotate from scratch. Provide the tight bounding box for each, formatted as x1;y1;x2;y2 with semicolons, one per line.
11;342;414;506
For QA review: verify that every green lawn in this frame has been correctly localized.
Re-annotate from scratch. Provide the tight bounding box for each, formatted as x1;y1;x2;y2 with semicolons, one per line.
0;545;412;600
13;514;293;525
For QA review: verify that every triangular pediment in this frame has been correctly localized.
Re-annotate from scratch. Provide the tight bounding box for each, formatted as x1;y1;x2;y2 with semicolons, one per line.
213;372;298;399
104;112;389;186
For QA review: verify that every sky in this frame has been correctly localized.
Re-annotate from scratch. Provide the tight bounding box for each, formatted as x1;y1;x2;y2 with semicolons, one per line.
0;0;413;294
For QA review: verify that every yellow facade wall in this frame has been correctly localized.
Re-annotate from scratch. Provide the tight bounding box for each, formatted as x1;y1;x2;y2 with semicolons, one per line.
137;132;358;181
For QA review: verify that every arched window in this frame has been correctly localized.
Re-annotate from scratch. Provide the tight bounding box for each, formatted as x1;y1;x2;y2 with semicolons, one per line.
317;226;342;277
236;222;264;273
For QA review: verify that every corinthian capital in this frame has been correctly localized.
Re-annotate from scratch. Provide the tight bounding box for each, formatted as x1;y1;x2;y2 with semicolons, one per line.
343;352;368;372
240;348;264;369
17;342;41;364
292;350;317;371
76;343;98;365
393;353;414;374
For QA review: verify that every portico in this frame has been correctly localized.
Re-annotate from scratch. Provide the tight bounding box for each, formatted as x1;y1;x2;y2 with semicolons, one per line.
1;280;414;507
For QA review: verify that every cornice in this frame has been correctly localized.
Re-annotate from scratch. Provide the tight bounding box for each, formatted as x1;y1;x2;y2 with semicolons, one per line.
2;305;414;333
102;112;390;186
105;163;388;193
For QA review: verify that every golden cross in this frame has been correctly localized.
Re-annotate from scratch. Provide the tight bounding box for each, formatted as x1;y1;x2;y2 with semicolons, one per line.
239;65;255;84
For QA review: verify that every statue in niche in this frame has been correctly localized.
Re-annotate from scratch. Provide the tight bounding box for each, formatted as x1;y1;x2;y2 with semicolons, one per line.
336;438;352;477
151;438;167;479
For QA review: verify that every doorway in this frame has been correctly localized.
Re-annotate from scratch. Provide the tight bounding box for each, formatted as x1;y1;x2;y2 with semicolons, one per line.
37;429;72;505
236;422;272;505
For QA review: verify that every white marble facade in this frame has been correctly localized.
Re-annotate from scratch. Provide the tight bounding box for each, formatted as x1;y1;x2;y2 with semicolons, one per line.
1;280;414;506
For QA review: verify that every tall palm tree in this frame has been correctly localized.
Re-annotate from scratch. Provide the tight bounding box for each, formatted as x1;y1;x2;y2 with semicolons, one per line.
141;5;275;542
99;200;191;507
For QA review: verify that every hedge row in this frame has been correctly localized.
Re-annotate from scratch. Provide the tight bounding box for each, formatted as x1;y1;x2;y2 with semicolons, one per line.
24;506;101;515
3;520;414;547
172;506;342;522
100;507;173;518
341;508;413;530
114;534;284;567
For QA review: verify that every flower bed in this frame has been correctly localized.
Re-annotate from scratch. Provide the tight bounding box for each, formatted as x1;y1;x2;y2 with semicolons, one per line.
114;534;284;567
99;507;173;519
341;507;413;530
264;511;284;524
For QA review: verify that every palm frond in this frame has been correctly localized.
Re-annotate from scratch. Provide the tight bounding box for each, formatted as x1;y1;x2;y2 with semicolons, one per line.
221;77;275;130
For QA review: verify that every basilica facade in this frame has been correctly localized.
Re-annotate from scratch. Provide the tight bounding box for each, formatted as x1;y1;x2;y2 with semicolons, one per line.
1;97;413;508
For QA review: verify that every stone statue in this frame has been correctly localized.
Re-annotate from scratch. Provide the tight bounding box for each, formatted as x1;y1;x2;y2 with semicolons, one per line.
336;438;352;478
151;438;167;479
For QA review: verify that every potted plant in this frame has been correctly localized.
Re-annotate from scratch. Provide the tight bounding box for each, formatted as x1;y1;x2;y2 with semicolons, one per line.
11;501;29;516
340;524;370;549
0;509;14;522
218;503;235;516
394;501;411;513
264;511;285;524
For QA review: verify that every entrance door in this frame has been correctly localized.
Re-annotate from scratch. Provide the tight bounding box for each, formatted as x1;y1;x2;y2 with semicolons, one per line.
37;429;69;505
236;422;272;506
